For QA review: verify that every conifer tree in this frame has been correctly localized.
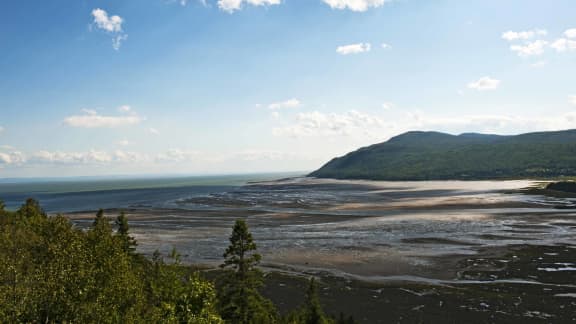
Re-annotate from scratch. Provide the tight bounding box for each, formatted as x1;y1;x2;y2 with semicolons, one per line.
115;211;137;254
302;278;330;324
17;198;46;218
218;219;277;324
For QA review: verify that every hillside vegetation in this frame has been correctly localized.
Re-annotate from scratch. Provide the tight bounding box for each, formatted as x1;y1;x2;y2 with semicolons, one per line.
309;129;576;180
0;199;340;324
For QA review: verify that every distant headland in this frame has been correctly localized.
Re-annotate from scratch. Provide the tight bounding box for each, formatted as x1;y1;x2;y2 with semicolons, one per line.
309;129;576;181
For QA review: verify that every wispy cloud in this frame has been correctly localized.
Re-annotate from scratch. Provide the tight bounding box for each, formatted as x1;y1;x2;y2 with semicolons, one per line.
501;29;547;41
91;8;128;50
268;98;301;110
64;107;144;128
273;110;385;138
467;76;501;91
217;0;281;13
322;0;389;12
510;40;547;57
336;43;371;55
550;37;576;53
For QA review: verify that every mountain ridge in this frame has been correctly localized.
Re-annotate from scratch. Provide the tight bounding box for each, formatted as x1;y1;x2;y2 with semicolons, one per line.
309;129;576;180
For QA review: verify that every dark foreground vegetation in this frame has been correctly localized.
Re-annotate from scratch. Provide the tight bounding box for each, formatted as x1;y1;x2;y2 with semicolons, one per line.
310;129;576;180
0;199;340;323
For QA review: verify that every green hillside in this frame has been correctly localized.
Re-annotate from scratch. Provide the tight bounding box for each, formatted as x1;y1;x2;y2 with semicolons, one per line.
309;129;576;180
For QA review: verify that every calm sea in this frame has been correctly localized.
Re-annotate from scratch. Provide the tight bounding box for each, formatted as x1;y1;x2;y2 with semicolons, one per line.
0;173;302;213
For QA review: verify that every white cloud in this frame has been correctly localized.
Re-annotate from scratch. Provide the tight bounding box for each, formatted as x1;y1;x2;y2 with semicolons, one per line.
0;126;4;134
467;76;501;91
564;28;576;39
156;148;202;163
322;0;388;12
381;43;391;49
217;0;281;13
382;102;394;110
118;105;132;113
273;110;385;138
91;8;127;50
149;128;160;135
113;150;149;163
112;34;128;51
550;38;576;52
570;95;576;106
509;40;547;57
64;108;144;128
501;29;547;41
31;150;113;165
268;98;301;110
271;111;280;120
0;150;25;166
336;43;371;55
92;8;123;33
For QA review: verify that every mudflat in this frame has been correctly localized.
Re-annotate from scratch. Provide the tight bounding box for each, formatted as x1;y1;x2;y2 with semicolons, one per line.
66;178;576;322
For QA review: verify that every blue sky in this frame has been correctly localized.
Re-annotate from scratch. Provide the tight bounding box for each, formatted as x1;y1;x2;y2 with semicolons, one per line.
1;0;576;177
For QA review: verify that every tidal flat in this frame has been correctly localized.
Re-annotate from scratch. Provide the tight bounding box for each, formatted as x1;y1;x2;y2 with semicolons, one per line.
64;177;576;322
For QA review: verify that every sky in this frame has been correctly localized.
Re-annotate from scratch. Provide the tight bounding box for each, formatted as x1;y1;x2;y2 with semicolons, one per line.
1;0;576;178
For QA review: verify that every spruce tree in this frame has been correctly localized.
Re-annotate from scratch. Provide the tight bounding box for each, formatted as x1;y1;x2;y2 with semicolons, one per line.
218;219;277;323
302;278;330;324
115;211;137;254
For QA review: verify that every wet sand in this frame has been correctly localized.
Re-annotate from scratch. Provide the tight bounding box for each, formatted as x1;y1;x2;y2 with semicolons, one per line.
64;178;576;322
64;178;576;280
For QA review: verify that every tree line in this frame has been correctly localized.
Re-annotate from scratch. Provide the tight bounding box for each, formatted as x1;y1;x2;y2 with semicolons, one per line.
0;198;354;323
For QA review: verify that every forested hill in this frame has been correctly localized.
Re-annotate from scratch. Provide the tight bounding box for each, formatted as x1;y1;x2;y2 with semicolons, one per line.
309;129;576;180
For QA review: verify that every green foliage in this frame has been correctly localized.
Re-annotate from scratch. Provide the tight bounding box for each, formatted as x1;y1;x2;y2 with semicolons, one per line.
0;201;352;324
283;278;333;324
302;278;331;324
0;199;223;323
116;211;137;254
218;219;277;323
310;129;576;180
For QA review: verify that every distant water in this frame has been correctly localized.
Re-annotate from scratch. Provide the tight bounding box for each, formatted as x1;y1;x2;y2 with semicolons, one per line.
0;173;302;213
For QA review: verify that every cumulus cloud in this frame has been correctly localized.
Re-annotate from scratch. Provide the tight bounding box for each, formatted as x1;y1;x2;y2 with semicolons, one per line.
503;27;576;58
91;8;127;50
92;8;123;32
0;150;25;166
570;95;576;106
467;76;501;91
322;0;388;12
510;40;547;57
218;0;281;13
336;43;371;55
501;29;547;41
273;110;385;137
564;28;576;39
64;108;144;128
268;98;301;110
550;38;576;52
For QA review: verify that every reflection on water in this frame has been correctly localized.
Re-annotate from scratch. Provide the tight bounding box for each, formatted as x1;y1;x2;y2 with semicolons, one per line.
67;177;576;280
